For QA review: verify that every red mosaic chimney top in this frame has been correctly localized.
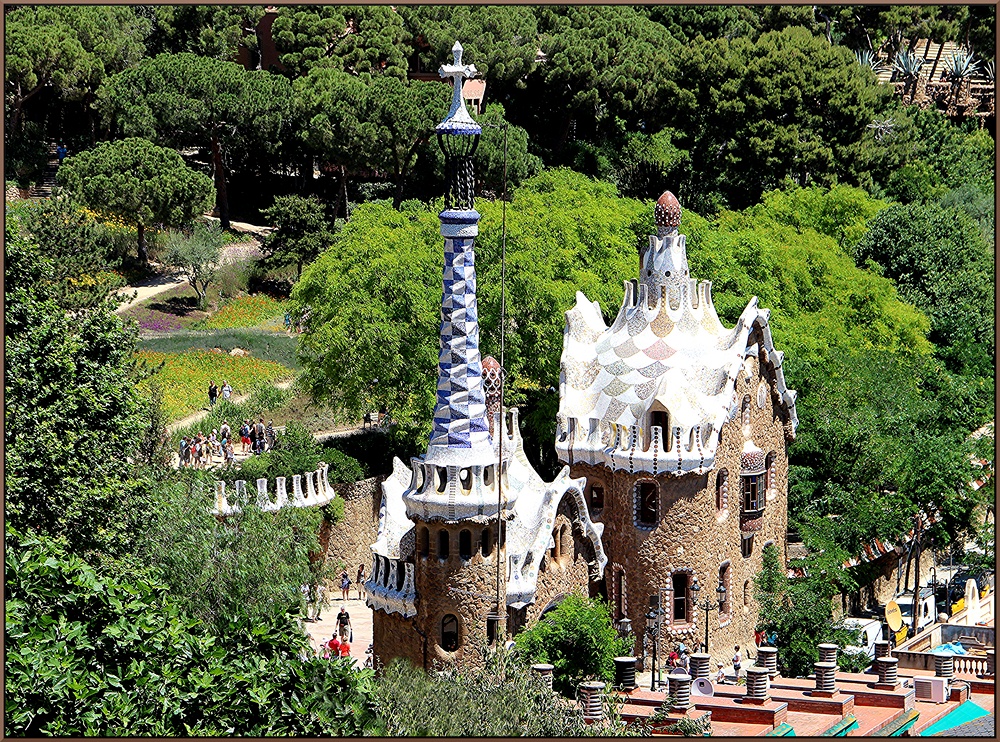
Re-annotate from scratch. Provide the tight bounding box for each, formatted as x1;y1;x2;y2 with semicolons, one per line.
654;191;682;229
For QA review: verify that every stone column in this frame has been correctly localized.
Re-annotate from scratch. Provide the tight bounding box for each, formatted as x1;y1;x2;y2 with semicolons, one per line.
668;672;692;710
986;649;994;678
579;681;605;722
256;478;269;508
614;657;637;690
689;653;711;680
814;661;837;693
233;479;247;504
757;646;778;678
745;666;770;701
215;481;228;512
876;656;899;686
874;640;890;660
817;643;838;664
292;474;304;505
532;663;554;690
934;654;954;679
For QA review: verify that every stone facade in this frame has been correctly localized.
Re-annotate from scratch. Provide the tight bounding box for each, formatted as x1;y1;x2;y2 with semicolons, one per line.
322;476;383;574
575;344;791;668
526;501;598;627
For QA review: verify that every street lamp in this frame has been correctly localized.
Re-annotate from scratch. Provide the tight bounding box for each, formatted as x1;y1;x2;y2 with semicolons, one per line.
693;578;728;653
645;595;664;691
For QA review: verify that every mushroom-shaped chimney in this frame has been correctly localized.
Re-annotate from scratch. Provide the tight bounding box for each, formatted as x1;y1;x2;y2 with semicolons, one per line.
655;191;682;236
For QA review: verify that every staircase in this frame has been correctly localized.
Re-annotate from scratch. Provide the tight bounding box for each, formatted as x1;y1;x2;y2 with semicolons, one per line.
27;142;59;199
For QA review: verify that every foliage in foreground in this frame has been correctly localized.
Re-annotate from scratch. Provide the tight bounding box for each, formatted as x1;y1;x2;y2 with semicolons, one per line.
4;526;379;737
513;592;633;696
4;225;150;562
374;648;641;737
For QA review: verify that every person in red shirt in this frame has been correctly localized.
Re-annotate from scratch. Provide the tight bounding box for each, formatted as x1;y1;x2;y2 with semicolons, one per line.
338;640;351;659
324;635;341;659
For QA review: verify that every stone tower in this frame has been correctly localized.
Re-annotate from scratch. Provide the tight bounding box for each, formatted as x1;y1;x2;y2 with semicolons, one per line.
556;192;799;665
366;44;607;670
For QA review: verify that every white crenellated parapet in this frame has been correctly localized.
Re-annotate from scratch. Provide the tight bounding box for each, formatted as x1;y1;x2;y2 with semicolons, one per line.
364;552;417;617
210;464;334;516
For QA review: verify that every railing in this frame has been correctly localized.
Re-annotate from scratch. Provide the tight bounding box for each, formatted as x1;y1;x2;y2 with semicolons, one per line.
212;463;334;515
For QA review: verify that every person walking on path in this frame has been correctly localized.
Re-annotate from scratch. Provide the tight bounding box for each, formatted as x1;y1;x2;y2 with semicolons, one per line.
339;569;351;601
208;381;218;408
221;380;232;401
178;436;188;467
336;605;351;642
56;142;67;165
265;420;276;451
240;420;251;454
324;634;341;660
356;563;366;600
224;439;235;466
732;645;743;680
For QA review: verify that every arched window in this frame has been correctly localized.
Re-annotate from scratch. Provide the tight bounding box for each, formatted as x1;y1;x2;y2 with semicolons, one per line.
418;527;429;559
650;409;669;440
615;568;626;622
741;534;754;559
765;452;777;499
637;481;658;526
441;614;459;652
459;468;472;490
716;469;729;512
459;529;472;560
588;483;605;511
483;465;494;487
481;527;493;558
396;560;405;590
743;579;750;606
719;562;731;619
438;529;450;560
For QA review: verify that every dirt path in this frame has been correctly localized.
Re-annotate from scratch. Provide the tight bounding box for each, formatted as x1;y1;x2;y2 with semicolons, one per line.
167;378;297;435
115;268;188;313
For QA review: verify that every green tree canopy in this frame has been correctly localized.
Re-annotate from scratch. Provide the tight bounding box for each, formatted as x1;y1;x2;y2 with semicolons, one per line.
270;5;409;79
144;5;267;61
4;225;150;561
163;222;225;309
56;137;214;263
97;52;293;229
260;195;335;277
854;201;995;380
649;26;890;211
4;5;150;135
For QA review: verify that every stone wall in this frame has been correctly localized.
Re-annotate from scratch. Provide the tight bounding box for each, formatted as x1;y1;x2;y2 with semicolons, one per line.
323;476;383;574
373;610;424;670
573;347;792;669
528;505;596;626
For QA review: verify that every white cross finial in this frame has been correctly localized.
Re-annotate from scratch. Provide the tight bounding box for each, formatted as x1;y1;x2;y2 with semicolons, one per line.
438;40;480;133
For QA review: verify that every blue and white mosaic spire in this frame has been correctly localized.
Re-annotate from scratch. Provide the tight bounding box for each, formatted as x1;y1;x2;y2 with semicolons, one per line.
425;42;492;466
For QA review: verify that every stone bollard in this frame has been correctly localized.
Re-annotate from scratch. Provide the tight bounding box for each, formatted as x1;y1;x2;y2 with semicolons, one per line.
745;666;770;701
275;476;287;507
757;646;779;678
874;639;890;660
668;672;692;710
215;481;228;512
934;654;954;679
986;649;995;678
579;681;605;722
814;661;837;694
876;656;899;686
234;479;247;504
532;663;554;690
817;643;838;664
689;653;711;680
256;478;269;509
613;657;637;690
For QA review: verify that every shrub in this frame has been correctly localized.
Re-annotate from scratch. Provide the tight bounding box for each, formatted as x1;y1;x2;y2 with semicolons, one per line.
513;592;633;696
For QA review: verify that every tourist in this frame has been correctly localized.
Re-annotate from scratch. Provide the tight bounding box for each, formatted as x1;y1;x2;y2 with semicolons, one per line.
324;635;341;660
715;661;727;684
313;582;326;621
336;605;351;642
284;311;292;332
178;437;188;467
265;420;276;451
209;430;219;461
356;563;366;600
338;638;351;659
678;650;689;672
224;439;235;466
208;380;218;408
340;569;351;601
220;420;231;443
56;142;67;165
221;380;232;401
732;645;742;680
667;646;680;669
255;418;266;454
241;420;252;453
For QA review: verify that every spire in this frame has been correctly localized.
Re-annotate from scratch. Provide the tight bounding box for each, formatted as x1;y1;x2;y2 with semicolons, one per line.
425;41;492;466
